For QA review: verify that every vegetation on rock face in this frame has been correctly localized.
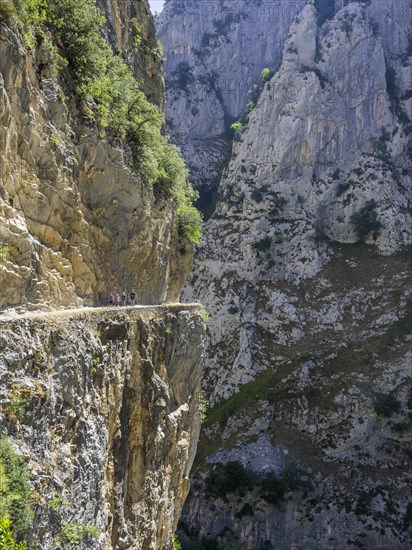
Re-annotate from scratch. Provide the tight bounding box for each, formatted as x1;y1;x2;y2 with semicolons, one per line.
0;519;26;550
205;461;312;506
230;68;274;136
350;200;382;242
173;534;183;550
57;523;99;546
0;438;32;544
0;0;202;242
374;393;401;417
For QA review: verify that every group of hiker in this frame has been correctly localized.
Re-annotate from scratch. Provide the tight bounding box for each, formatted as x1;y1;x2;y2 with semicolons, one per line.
108;290;137;307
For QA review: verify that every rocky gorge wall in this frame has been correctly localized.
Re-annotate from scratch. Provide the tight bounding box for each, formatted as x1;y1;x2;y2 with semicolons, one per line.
0;2;207;549
159;1;412;548
0;305;205;549
157;0;307;211
97;0;164;109
0;0;192;313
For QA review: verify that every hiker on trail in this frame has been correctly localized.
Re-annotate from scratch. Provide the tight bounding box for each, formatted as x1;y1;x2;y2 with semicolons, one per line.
109;292;114;306
130;290;137;305
121;292;126;306
116;293;121;307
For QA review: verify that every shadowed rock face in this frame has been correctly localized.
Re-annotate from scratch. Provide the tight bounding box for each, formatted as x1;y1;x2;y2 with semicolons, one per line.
0;306;205;550
159;1;412;548
0;0;191;312
157;0;307;199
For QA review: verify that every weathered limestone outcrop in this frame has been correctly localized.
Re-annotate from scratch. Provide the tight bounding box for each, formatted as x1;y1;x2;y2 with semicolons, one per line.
97;0;164;109
157;0;307;201
159;0;412;202
0;305;205;550
185;0;412;403
182;247;411;549
158;1;412;548
0;1;191;313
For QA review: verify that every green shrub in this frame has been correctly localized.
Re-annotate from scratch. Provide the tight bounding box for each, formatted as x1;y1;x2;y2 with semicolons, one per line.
0;518;27;549
253;237;272;252
196;306;210;323
205;461;311;507
251;190;263;202
392;421;411;434
374;393;401;417
355;490;375;516
246;100;255;113
230;68;274;137
0;438;34;536
173;534;183;550
350;200;382;241
0;244;9;262
336;182;349;197
90;357;101;374
0;0;15;19
230;121;245;135
205;461;258;498
58;523;98;545
260;68;273;84
261;472;285;506
5;0;201;242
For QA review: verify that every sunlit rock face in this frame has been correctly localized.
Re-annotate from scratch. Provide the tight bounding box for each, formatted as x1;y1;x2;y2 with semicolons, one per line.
97;0;164;109
0;306;205;550
0;0;191;312
160;1;412;548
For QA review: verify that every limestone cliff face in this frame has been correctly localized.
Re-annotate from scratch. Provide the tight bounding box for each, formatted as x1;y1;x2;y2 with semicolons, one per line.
0;305;205;550
158;1;412;548
186;0;412;406
157;0;307;203
159;0;412;204
0;1;191;313
97;0;164;109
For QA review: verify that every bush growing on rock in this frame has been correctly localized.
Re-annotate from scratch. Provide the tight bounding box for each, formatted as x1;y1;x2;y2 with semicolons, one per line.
253;237;272;252
3;0;202;242
0;438;33;538
374;393;401;417
0;0;15;20
230;68;274;137
205;461;311;505
205;461;259;498
0;518;26;549
350;200;382;241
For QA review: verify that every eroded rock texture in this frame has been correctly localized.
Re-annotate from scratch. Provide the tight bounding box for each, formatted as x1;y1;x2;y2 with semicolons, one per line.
0;305;204;550
159;1;412;548
157;0;307;208
97;0;164;109
0;0;191;312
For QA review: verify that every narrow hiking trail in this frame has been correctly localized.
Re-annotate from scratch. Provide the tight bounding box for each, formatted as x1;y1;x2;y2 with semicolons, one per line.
0;303;200;323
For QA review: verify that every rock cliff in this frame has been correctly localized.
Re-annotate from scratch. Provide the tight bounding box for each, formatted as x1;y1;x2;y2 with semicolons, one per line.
97;0;164;109
159;1;412;548
0;2;206;549
157;0;307;212
0;305;205;549
0;0;192;313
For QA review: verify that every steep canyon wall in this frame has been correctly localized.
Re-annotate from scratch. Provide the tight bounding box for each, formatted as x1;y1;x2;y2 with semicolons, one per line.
0;306;205;549
0;0;191;312
159;1;412;548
